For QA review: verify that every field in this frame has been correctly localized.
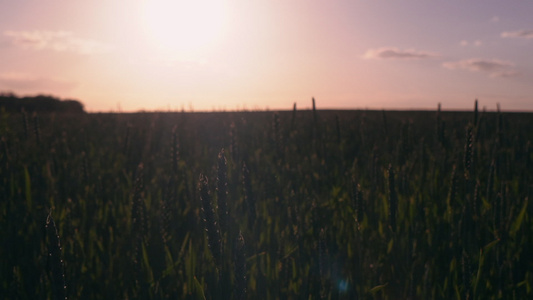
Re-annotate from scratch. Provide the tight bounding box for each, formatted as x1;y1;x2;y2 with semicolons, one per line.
1;105;532;299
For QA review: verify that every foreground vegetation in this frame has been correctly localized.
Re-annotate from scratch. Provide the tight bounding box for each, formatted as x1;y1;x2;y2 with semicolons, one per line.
1;103;532;299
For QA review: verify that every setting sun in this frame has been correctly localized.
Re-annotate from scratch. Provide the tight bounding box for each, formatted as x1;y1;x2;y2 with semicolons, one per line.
140;0;227;58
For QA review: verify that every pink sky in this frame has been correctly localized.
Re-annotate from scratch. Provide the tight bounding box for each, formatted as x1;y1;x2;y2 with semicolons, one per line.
1;0;532;112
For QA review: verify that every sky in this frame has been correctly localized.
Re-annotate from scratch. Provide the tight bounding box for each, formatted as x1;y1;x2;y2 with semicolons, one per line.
0;0;532;112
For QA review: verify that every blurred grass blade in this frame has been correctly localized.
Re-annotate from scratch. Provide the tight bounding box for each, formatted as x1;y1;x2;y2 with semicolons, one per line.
141;242;154;283
369;283;388;293
193;276;206;300
473;249;484;296
483;239;500;253
509;197;528;237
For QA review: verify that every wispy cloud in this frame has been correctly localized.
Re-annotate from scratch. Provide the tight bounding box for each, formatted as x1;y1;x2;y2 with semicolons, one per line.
442;59;519;78
460;40;482;47
3;30;112;54
501;29;533;39
491;16;500;23
0;72;77;91
363;47;439;60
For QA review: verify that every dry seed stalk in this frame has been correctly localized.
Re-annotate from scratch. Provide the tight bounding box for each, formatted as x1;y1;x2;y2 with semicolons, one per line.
464;124;474;179
159;177;174;245
242;162;256;224
46;213;67;300
1;136;9;164
21;110;29;140
199;174;222;269
382;110;389;137
131;163;146;239
33;114;41;144
335;114;341;144
474;99;478;126
351;178;364;223
486;160;495;203
81;151;89;184
312;97;317;129
272;113;282;156
448;165;457;214
234;230;247;300
230;121;238;162
217;149;228;236
436;103;442;143
122;124;131;156
291;102;297;131
318;228;329;299
131;163;147;291
171;125;180;175
388;165;398;232
462;250;472;300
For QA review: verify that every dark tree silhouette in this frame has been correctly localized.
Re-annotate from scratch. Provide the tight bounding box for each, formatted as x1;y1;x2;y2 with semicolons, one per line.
0;92;85;113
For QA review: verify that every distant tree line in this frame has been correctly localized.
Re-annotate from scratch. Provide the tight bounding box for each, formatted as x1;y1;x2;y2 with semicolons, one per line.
0;92;85;113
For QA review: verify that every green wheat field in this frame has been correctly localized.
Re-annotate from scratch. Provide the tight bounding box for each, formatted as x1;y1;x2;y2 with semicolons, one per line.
1;103;532;299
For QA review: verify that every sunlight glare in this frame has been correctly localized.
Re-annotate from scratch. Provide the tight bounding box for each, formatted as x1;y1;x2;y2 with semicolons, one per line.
140;0;227;57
